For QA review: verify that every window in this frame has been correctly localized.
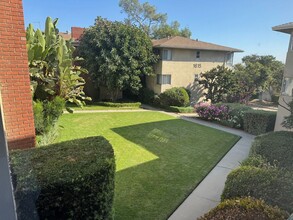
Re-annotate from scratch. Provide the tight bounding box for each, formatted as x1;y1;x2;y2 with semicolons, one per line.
225;53;234;66
282;77;293;96
157;74;171;85
162;49;172;60
290;36;293;51
195;51;200;60
194;73;199;82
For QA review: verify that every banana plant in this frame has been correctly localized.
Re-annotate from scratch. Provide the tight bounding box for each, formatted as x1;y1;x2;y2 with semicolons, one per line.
26;17;91;108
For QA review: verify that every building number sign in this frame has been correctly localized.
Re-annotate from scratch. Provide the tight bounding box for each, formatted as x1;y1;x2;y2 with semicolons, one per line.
193;64;202;68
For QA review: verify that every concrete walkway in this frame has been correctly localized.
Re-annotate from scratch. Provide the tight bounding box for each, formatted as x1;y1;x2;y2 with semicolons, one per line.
166;113;255;220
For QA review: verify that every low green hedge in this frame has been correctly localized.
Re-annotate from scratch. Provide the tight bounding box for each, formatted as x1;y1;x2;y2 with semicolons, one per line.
217;103;252;128
97;101;141;108
243;110;276;135
159;87;190;107
10;136;115;219
222;166;293;213
198;197;288;220
250;131;293;170
167;106;194;113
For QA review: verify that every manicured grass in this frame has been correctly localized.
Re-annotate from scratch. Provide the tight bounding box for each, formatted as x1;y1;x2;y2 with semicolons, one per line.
56;112;239;220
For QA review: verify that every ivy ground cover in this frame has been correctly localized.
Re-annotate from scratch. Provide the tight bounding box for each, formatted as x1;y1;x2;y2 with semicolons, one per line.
56;112;239;220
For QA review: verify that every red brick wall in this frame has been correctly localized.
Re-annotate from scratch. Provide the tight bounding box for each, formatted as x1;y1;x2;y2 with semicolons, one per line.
0;0;35;149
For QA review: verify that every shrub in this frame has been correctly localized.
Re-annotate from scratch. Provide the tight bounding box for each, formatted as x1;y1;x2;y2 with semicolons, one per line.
195;103;229;121
10;136;115;220
97;101;141;108
216;103;252;128
33;101;45;134
222;166;293;213
33;97;65;135
139;88;155;104
159;87;190;107
250;131;293;170
241;155;272;168
243;110;276;135
167;106;194;113
198;197;289;220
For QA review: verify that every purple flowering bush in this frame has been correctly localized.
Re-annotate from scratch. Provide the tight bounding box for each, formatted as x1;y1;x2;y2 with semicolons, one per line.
195;103;229;121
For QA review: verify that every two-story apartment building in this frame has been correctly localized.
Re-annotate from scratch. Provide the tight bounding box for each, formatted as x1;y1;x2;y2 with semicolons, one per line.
273;22;293;131
147;36;242;102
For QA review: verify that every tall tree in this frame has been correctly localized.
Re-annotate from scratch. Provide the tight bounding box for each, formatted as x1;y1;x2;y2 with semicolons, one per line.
232;55;284;102
197;65;234;103
119;0;191;38
78;17;158;101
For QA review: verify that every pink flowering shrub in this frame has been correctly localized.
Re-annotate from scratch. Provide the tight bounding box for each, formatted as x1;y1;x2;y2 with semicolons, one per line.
195;103;229;121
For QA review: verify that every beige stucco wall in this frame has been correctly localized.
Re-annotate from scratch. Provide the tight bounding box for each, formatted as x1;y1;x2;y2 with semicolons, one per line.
274;33;293;131
146;48;231;103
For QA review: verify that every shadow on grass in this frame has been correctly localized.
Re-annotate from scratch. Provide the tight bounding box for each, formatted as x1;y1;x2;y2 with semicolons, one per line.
111;119;240;220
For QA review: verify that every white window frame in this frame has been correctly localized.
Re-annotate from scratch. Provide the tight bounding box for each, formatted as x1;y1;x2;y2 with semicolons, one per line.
162;49;172;61
157;74;171;85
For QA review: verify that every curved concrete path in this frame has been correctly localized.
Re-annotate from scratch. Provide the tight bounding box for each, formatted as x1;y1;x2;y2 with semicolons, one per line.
166;113;255;220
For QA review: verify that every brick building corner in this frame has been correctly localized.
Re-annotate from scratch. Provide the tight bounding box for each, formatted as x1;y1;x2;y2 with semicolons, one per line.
0;0;36;149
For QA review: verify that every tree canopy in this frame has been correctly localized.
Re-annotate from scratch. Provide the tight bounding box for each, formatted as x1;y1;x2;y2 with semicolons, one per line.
197;55;284;103
119;0;191;39
78;17;158;101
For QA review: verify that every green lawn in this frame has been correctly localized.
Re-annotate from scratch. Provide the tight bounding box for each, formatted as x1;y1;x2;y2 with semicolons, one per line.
56;112;239;220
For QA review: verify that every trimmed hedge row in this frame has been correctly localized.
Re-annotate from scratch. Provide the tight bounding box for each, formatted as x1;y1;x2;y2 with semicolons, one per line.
167;106;194;113
10;136;115;220
97;101;141;108
243;110;276;135
250;131;293;170
222;166;293;213
199;197;289;220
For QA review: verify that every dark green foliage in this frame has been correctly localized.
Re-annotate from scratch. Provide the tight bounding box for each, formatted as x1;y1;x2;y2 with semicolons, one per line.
197;65;234;103
216;103;252;128
97;101;141;108
78;17;157;101
250;131;293;170
159;87;190;107
222;166;293;213
10;136;115;220
243;110;276;135
33;97;65;134
139;88;155;104
33;101;45;133
199;197;289;220
167;106;194;113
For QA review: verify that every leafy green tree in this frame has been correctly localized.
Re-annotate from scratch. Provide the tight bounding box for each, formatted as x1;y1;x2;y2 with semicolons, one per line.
232;55;284;103
152;21;192;39
197;65;234;103
26;17;90;107
78;17;158;101
119;0;191;38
